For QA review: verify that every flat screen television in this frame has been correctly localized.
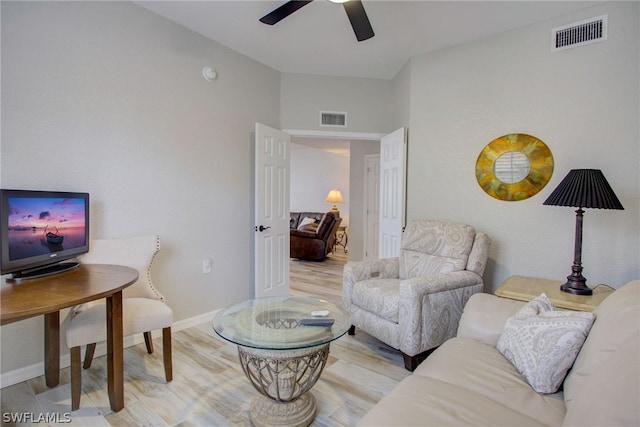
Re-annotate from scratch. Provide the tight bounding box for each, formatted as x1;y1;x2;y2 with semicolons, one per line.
0;189;90;280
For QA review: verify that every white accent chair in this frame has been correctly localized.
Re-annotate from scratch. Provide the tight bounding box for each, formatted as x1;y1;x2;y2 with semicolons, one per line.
343;220;491;371
65;235;173;410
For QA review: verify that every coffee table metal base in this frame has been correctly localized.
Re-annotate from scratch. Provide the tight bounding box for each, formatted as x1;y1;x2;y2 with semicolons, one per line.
238;344;330;427
250;393;316;427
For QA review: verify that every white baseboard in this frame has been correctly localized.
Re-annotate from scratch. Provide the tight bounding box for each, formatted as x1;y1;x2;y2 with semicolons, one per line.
0;309;220;388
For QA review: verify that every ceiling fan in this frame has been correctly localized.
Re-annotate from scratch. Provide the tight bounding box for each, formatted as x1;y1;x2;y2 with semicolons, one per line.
259;0;375;42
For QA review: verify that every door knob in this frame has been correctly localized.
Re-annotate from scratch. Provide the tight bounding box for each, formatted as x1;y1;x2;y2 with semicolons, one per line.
256;225;271;232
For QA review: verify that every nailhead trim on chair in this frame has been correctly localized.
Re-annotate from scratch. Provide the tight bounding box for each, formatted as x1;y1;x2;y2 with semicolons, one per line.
146;235;165;302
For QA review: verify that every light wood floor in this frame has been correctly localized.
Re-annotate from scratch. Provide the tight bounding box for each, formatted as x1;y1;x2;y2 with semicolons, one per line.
1;252;410;426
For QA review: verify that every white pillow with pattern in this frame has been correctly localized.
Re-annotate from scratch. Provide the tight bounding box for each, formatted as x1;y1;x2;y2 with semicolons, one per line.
497;293;595;394
297;217;316;230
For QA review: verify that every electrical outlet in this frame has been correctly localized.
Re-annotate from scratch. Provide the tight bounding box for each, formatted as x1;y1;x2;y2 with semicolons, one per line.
202;258;212;274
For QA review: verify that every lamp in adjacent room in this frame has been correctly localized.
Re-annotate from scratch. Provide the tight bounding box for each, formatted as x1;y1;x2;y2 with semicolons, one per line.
543;169;624;295
325;189;344;216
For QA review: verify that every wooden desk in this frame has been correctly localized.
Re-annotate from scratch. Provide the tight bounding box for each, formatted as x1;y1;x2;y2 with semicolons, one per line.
1;264;138;411
495;275;614;312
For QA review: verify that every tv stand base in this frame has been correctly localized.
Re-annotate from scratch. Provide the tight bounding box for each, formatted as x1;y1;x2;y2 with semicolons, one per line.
9;261;80;282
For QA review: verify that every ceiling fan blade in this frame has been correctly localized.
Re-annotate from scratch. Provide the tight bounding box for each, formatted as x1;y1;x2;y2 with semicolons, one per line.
260;1;314;25
343;0;374;42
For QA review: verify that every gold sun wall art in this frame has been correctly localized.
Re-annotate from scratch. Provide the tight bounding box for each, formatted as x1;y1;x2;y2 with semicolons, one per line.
476;133;554;201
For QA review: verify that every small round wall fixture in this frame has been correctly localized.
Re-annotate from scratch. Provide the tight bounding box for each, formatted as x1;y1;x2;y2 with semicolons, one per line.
202;66;217;81
476;133;554;201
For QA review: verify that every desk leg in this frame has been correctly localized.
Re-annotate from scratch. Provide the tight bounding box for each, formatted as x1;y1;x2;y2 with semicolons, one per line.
106;290;124;412
44;312;60;387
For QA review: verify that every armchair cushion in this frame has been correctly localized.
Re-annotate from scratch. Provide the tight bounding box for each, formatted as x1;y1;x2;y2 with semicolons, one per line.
352;278;401;323
399;221;476;279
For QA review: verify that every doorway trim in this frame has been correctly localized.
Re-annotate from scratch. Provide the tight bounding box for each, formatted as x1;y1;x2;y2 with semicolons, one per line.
363;154;380;261
284;129;385;141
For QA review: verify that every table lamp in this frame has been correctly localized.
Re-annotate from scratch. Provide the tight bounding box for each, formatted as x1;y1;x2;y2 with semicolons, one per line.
325;189;344;216
543;169;624;295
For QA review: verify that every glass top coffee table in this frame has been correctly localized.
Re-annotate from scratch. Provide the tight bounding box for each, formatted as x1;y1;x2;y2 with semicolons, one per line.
213;296;350;427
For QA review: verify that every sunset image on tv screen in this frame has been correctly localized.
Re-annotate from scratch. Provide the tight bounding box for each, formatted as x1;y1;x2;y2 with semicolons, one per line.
7;197;86;260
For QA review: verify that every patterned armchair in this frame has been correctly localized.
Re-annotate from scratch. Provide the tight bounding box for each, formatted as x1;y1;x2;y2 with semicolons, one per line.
343;220;491;371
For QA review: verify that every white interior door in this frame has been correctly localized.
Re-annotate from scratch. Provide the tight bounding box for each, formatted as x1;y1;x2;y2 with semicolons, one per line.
379;127;407;259
364;154;380;261
254;123;290;298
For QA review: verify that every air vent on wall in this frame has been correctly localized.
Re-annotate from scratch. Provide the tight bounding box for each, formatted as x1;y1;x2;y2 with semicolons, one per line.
552;15;607;52
320;111;347;128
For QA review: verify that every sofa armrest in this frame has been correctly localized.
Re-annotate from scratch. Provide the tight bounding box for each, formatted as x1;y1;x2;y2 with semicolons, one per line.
456;293;525;347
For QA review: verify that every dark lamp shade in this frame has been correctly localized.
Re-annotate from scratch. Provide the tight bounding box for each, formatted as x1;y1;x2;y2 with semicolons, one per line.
543;169;624;210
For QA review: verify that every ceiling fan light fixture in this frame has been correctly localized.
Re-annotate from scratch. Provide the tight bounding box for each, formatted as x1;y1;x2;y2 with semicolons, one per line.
260;0;373;42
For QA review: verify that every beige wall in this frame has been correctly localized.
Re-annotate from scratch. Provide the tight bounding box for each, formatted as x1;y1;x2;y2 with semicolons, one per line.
404;1;639;292
391;61;411;130
280;72;392;133
1;1;280;373
290;146;350;225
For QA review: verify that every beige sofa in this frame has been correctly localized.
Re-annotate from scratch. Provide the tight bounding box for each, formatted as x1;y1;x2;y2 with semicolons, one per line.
358;280;639;426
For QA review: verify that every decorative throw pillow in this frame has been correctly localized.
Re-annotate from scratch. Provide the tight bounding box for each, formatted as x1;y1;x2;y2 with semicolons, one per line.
497;293;595;394
297;217;316;230
298;223;318;232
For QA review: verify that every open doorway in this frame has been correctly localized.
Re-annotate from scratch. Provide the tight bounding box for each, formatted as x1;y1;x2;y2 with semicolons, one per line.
289;133;380;262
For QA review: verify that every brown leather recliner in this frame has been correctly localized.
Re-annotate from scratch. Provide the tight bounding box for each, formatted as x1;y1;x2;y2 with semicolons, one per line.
290;211;342;261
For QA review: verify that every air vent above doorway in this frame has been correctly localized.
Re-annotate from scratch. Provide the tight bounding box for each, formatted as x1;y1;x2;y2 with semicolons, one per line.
551;15;607;52
320;111;347;128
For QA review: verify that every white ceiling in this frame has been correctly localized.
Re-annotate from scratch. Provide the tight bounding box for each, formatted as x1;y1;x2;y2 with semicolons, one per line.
136;0;604;80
